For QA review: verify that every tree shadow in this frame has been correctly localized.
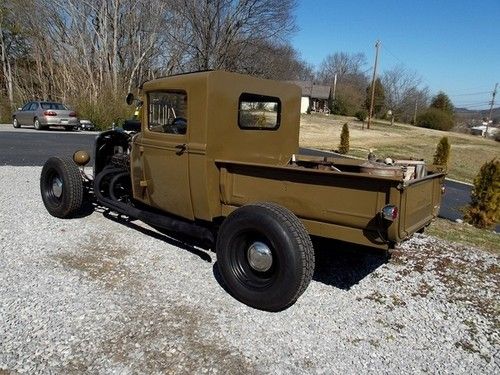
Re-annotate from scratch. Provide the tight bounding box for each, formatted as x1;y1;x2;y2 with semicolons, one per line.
312;236;389;290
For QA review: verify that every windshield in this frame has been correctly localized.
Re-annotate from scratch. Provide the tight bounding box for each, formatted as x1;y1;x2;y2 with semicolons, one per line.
41;102;68;110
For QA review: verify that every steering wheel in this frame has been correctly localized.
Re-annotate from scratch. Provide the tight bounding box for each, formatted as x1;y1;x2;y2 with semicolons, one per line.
171;117;187;134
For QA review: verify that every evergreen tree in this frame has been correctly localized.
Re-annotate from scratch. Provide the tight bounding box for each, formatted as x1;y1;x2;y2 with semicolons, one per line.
430;92;454;116
464;158;500;229
338;123;350;154
365;78;385;117
433;137;451;168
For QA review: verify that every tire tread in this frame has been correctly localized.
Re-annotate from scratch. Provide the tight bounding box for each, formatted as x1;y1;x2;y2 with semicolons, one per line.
40;156;83;218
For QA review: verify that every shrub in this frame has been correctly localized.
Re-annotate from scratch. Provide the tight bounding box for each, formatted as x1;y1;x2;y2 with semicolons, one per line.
73;90;130;130
0;95;12;124
330;97;349;116
464;158;500;229
433;136;451;168
355;110;367;122
416;108;454;131
338;122;349;154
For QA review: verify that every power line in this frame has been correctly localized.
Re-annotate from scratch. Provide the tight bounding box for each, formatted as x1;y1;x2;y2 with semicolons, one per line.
448;86;495;94
456;103;491;109
454;100;491;106
381;44;405;65
449;91;491;97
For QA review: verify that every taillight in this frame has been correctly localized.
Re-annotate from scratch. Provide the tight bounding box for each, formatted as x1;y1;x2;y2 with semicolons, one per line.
69;112;77;117
44;111;57;116
381;205;398;221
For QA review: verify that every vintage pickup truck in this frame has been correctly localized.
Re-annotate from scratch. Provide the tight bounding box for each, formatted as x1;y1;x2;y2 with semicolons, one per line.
40;70;445;311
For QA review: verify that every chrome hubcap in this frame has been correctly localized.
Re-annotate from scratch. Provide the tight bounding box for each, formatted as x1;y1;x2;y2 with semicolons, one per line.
247;241;273;272
52;176;63;198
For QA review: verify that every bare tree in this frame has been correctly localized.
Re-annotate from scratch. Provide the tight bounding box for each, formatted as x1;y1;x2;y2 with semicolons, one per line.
169;0;297;72
382;64;429;122
0;0;31;108
317;52;367;83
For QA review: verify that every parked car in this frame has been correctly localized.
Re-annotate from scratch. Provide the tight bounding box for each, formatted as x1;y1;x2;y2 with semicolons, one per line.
78;119;95;131
12;101;79;130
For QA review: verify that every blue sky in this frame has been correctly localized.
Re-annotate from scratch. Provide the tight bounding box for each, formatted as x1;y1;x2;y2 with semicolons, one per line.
291;0;500;109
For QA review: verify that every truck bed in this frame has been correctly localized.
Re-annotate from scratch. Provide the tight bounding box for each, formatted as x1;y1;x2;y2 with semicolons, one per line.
216;156;445;249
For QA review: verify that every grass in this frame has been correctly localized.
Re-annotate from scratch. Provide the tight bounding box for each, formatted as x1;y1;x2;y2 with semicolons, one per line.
299;113;500;183
426;218;500;254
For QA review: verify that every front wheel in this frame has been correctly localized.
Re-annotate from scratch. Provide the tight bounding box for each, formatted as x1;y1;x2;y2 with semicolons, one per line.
40;157;83;218
13;117;20;128
216;202;315;311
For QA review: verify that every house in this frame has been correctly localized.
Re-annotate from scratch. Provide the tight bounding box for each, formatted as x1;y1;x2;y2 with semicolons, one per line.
288;81;332;114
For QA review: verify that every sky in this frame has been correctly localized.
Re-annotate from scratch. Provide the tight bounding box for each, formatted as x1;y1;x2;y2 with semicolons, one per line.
291;0;500;110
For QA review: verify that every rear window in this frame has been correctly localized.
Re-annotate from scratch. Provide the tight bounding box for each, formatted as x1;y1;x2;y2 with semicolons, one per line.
41;102;67;110
238;93;281;130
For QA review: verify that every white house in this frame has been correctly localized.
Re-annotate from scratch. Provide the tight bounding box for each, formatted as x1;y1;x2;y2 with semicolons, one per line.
288;81;332;114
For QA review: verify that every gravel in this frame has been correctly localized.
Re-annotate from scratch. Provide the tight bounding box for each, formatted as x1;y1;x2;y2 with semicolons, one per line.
0;166;498;374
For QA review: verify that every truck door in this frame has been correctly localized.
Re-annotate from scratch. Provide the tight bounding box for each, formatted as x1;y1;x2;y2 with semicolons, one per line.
134;90;194;220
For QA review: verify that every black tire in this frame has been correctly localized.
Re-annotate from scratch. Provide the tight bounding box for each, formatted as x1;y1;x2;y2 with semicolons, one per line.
12;117;20;128
40;156;83;218
34;118;43;130
216;202;315;311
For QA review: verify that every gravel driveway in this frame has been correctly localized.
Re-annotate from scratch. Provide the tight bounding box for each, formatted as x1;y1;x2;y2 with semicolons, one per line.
0;166;498;374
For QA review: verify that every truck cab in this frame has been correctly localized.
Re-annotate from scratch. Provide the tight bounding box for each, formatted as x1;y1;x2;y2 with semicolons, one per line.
129;71;302;221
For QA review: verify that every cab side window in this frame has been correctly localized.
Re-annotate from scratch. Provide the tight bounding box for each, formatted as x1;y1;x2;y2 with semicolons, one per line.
22;102;32;111
148;91;187;135
29;102;39;111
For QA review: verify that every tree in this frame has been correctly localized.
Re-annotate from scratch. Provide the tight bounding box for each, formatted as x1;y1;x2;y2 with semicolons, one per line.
0;0;31;109
416;108;454;131
464;158;500;229
433;137;451;168
318;52;368;116
338;123;349;154
317;52;367;83
381;64;429;123
170;0;297;72
365;78;385;117
430;91;454;116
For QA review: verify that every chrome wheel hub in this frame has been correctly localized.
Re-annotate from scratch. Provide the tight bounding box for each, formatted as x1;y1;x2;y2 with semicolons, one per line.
247;241;273;272
52;176;63;198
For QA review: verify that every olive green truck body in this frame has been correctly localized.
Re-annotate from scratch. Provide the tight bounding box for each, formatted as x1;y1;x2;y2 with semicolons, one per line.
41;70;445;311
128;71;444;250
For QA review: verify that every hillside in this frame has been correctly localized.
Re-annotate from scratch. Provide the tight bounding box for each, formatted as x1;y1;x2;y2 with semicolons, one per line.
299;114;500;183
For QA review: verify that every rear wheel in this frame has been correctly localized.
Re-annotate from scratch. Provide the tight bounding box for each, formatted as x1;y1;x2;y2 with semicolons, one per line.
216;202;315;311
40;156;83;218
34;118;43;130
12;117;20;128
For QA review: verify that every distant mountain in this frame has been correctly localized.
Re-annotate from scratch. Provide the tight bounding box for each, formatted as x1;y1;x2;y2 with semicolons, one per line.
455;106;500;118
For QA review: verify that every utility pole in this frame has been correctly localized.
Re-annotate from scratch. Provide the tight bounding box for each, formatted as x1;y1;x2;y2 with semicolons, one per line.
486;83;498;136
367;40;381;129
332;73;338;100
413;99;418;125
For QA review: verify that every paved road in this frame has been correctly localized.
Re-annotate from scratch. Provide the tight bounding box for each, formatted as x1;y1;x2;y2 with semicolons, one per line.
0;125;97;166
0;126;488;229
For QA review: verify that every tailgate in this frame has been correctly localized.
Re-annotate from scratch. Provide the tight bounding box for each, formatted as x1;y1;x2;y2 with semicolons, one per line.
397;173;445;240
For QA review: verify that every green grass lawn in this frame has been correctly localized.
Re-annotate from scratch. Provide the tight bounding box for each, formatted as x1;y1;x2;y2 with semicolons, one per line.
427;218;499;254
300;114;500;183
